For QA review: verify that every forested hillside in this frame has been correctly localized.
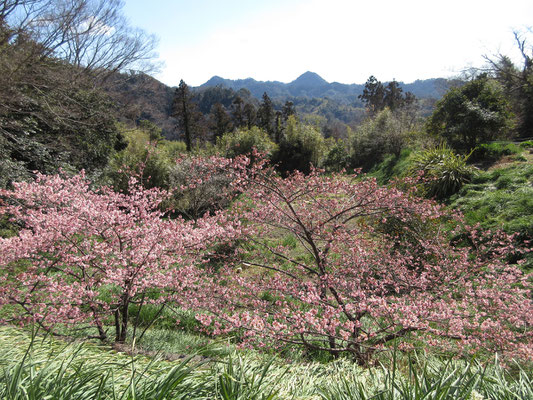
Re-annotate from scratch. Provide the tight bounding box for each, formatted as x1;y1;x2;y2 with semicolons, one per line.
0;0;157;186
104;71;456;142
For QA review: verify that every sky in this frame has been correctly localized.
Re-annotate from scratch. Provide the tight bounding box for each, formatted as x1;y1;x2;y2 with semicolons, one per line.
122;0;533;87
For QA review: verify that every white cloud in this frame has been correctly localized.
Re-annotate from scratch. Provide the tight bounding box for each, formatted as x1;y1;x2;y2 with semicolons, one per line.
78;15;115;36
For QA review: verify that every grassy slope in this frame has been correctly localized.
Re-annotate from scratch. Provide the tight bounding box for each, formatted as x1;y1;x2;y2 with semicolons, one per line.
1;325;532;399
1;144;532;399
0;325;370;399
369;143;533;268
449;149;533;269
450;154;533;237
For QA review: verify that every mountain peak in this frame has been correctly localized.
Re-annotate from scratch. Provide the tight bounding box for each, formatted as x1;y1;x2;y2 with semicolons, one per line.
290;71;328;87
202;75;227;86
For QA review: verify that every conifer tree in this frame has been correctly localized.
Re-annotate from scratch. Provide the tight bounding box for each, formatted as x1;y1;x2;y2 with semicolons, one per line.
257;92;275;139
243;103;257;129
210;103;233;139
172;80;200;151
231;96;245;127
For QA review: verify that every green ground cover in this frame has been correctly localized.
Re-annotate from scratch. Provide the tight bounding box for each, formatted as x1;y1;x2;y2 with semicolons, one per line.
0;326;531;399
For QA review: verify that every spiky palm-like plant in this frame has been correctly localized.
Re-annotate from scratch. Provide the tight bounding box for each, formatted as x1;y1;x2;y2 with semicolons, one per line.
408;145;476;200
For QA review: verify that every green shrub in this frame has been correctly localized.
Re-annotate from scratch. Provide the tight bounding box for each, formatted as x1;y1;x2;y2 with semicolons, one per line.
349;108;408;171
217;126;277;159
160;140;188;160
323;139;349;172
427;75;513;151
106;128;172;191
470;141;520;163
519;140;533;149
272;116;326;175
407;144;476;199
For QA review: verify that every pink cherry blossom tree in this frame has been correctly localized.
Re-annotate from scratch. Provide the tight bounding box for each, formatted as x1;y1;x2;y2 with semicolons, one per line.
0;172;240;342
1;154;531;364
194;166;532;364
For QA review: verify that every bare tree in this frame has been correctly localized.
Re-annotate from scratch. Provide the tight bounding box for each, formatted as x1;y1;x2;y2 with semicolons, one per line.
0;0;157;185
483;29;533;138
1;0;158;77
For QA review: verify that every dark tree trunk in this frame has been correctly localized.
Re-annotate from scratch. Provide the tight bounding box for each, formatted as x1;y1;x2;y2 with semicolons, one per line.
114;291;130;343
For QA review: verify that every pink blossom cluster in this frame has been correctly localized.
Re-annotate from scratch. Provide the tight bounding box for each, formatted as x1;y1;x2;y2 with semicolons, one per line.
0;156;531;363
191;165;532;363
0;171;241;341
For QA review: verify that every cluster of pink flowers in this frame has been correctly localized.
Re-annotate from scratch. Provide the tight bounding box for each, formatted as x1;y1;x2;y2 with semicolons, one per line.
191;164;532;363
0;156;531;363
0;171;241;342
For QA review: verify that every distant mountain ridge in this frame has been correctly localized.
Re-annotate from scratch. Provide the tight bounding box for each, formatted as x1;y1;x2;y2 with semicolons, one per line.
199;71;454;102
104;71;460;141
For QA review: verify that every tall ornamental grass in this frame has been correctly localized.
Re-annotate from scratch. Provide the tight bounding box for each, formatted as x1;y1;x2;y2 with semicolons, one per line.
1;326;532;399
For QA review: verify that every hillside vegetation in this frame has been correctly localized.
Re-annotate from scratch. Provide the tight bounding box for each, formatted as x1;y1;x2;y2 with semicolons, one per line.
1;2;532;398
